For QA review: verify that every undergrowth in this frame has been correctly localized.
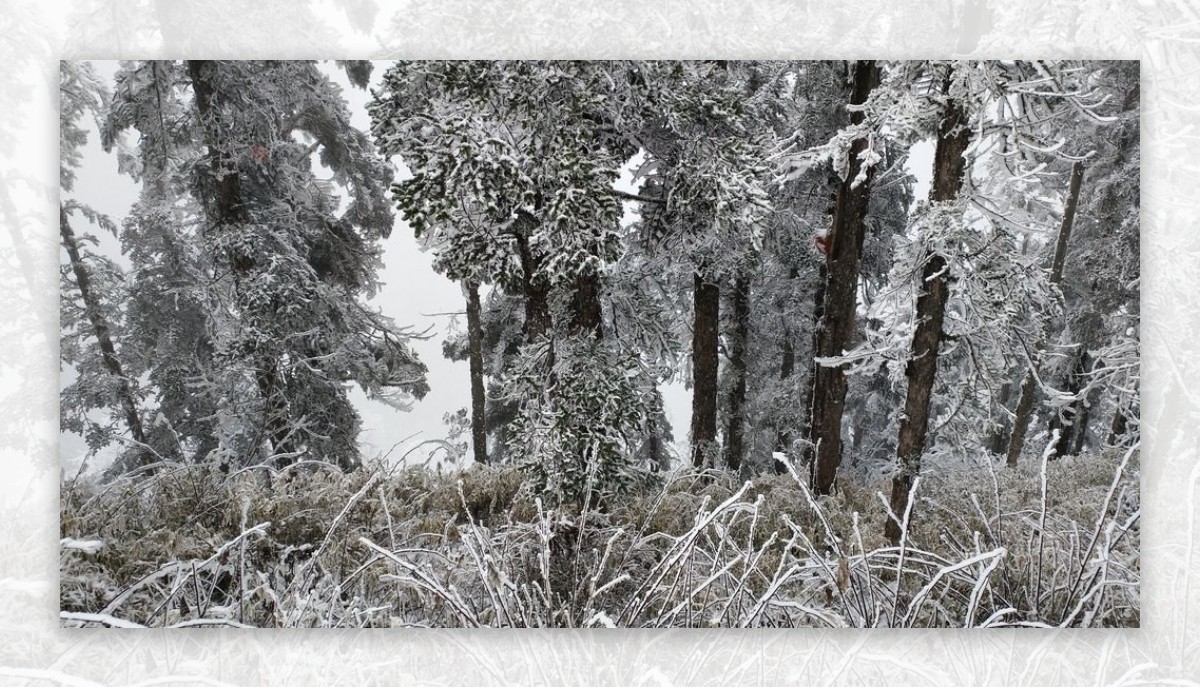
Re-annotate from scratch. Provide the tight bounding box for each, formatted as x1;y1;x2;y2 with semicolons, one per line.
59;446;1139;628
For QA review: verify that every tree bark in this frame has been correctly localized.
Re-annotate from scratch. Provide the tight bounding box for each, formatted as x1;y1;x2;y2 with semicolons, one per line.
723;271;751;472
986;380;1014;454
1005;161;1085;467
773;268;799;473
570;269;604;339
465;280;488;465
800;255;828;462
514;222;551;340
60;207;150;461
1108;408;1129;447
1049;349;1090;458
690;271;720;468
808;60;880;496
885;83;970;545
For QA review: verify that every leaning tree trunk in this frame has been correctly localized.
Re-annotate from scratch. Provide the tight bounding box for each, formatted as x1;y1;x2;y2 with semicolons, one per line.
188;60;296;464
464;280;488;465
60;207;150;462
691;271;721;468
885;88;970;545
723;271;752;472
1005;161;1086;467
808;59;881;496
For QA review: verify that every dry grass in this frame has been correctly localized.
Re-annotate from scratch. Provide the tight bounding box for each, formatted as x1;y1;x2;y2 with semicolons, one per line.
59;445;1139;628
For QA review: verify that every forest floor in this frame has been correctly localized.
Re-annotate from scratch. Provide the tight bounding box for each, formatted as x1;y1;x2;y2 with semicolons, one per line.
59;447;1139;628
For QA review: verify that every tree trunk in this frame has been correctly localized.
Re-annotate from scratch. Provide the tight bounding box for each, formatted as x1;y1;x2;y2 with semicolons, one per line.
885;84;970;545
1003;370;1038;467
514;223;551;340
1049;350;1090;458
1005;161;1085;467
187;60;294;463
808;59;880;496
691;271;720;468
570;269;604;339
800;257;827;462
773;272;798;474
987;380;1014;454
60;207;150;462
723;271;751;472
465;280;488;465
1108;408;1129;447
1069;393;1092;456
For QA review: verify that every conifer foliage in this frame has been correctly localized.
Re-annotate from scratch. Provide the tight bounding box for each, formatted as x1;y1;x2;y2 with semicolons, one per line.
61;60;1140;628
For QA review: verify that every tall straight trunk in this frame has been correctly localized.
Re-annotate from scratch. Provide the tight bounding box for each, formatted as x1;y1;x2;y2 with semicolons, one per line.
465;280;488;465
60;207;150;460
808;60;881;495
187;59;294;462
773;271;799;474
691;271;720;468
1005;161;1086;467
885;85;970;545
723;271;751;472
800;259;828;460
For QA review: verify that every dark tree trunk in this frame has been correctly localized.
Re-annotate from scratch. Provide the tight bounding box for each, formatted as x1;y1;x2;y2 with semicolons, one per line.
187;60;295;463
186;61;249;229
465;280;488;465
1006;161;1085;467
987;380;1014;454
780;321;796;381
773;272;798;474
1070;394;1092;456
514;223;551;340
1049;350;1090;459
1108;408;1129;446
1003;370;1038;467
800;260;827;461
885;83;970;545
570;269;604;339
60;207;150;461
808;60;881;496
691;271;720;468
254;365;294;462
723;271;751;472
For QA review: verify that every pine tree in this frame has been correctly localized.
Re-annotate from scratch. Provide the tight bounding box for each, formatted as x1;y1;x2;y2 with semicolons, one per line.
807;60;881;495
886;68;971;544
100;60;428;470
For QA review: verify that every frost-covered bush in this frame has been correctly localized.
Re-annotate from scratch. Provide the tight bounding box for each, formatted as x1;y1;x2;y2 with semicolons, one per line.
60;446;1138;628
503;337;662;510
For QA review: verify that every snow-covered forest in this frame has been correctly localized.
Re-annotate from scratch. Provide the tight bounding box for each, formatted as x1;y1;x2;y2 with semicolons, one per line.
59;60;1140;628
